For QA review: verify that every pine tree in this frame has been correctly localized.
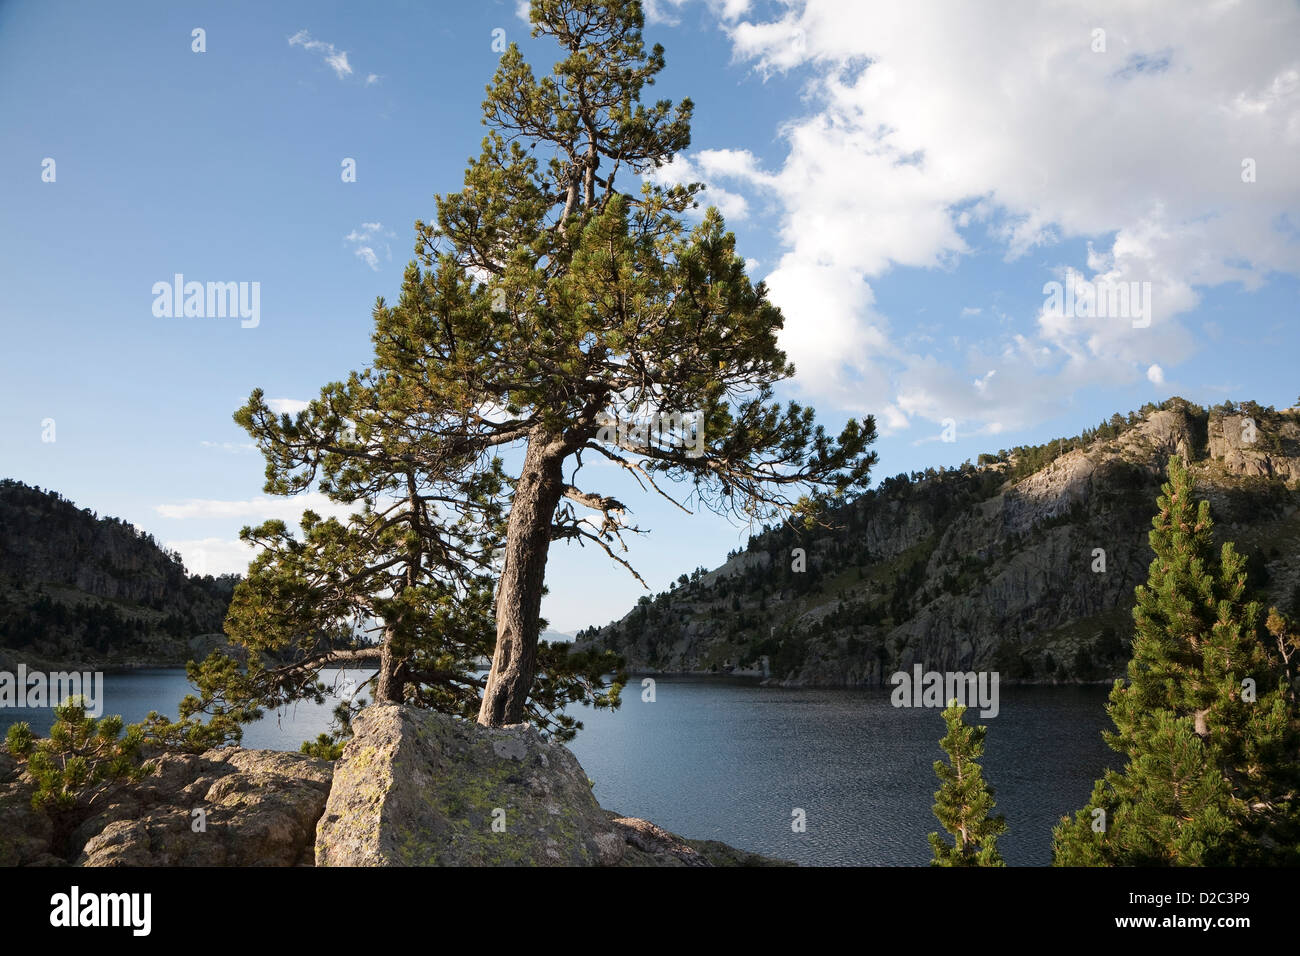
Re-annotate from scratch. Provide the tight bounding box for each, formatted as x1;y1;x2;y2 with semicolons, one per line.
1053;456;1300;865
929;700;1006;866
241;0;877;730
203;368;625;745
5;698;145;812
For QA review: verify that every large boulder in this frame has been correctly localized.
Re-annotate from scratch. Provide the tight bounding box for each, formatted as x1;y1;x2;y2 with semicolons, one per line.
316;704;626;866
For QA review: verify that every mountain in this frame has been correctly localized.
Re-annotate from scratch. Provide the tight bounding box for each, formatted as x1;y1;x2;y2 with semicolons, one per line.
574;397;1300;685
0;479;237;669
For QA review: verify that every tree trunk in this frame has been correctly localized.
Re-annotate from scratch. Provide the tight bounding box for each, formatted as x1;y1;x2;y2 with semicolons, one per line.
478;432;567;726
378;482;421;706
375;626;404;704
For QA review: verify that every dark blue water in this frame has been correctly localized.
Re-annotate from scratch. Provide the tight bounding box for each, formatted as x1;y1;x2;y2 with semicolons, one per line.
0;670;1115;866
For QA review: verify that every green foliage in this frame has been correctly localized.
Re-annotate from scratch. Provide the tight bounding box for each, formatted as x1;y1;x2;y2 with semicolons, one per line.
1053;456;1300;865
133;652;264;753
301;734;347;761
5;698;145;812
207;0;875;731
928;701;1006;866
0;479;235;654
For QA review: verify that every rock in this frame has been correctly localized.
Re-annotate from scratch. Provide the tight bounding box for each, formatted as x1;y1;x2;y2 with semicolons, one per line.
607;812;793;866
74;749;331;866
6;707;781;867
1207;413;1300;481
684;837;796;867
610;815;708;866
316;704;626;866
0;767;53;867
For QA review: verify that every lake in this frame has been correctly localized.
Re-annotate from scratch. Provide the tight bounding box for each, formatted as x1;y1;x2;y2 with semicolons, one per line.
0;669;1116;866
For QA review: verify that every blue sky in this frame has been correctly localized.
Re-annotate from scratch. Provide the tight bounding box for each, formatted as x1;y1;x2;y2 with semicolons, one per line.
2;0;1297;633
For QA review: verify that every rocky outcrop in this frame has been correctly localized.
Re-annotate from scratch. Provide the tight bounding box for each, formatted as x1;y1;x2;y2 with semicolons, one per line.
0;748;332;866
316;704;627;866
314;705;789;867
75;749;333;866
606;813;789;866
1207;412;1300;481
1;709;786;867
609;814;708;866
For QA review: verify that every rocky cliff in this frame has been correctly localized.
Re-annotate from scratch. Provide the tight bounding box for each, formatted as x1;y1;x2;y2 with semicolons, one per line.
575;398;1300;686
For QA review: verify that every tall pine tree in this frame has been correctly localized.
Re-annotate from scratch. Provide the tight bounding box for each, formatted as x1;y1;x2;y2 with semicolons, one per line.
364;0;877;727
929;700;1006;866
191;0;873;743
1053;455;1300;865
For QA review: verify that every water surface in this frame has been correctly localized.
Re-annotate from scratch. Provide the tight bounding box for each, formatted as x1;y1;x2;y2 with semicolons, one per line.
0;670;1115;865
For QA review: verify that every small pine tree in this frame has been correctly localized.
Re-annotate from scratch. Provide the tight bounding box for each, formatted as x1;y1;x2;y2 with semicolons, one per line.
928;700;1006;866
1053;456;1300;865
4;698;145;812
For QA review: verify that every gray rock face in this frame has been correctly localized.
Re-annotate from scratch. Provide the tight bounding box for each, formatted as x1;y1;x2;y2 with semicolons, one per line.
75;749;332;866
316;704;626;866
1208;413;1300;480
0;748;332;866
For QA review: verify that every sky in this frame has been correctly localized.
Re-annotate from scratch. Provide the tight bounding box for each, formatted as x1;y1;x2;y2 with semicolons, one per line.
1;0;1297;633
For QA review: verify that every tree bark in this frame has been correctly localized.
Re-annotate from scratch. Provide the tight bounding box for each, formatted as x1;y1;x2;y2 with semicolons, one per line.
376;626;405;704
478;431;568;726
377;474;422;706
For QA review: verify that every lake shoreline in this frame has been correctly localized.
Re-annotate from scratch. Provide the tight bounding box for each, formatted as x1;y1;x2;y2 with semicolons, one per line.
619;667;1122;688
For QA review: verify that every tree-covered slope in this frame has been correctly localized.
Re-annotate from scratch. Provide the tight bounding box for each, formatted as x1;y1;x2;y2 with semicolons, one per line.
0;479;237;668
576;398;1300;685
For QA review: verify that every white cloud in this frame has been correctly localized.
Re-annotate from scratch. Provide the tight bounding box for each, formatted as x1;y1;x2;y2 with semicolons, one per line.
163;537;259;578
644;0;687;26
878;403;909;435
345;222;393;271
1147;363;1165;384
647;154;752;222
200;440;256;453
155;492;359;523
697;0;1300;431
288;30;356;80
267;398;309;415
